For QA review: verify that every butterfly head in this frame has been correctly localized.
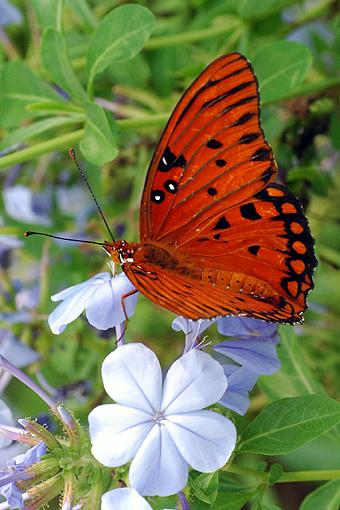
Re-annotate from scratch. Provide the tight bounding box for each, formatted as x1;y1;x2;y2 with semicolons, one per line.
104;240;136;265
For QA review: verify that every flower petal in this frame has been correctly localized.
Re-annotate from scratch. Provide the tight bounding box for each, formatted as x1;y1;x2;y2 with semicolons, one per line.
161;350;227;414
214;338;281;375
48;283;96;334
0;482;24;510
85;273;138;329
51;273;111;302
217;316;277;338
172;317;216;352
0;399;13;448
165;410;236;472
102;488;152;510
89;404;153;467
220;365;258;415
129;424;188;496
102;344;162;414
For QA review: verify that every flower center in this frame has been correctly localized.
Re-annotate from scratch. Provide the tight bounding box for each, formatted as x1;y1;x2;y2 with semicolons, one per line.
153;411;165;423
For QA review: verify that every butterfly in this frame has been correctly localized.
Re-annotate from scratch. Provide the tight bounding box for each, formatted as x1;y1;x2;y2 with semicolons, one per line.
107;52;317;324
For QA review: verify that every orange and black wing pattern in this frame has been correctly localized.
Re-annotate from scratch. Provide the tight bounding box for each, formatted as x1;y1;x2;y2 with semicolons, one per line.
130;52;316;323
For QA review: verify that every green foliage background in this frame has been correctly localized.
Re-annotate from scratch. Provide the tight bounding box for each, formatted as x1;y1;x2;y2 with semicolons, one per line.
1;1;340;509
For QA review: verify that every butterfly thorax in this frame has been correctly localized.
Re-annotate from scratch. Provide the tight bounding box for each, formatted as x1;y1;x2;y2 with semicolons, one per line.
106;240;197;275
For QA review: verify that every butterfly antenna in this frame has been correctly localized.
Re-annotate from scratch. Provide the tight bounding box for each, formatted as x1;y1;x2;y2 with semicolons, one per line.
24;231;107;247
69;148;115;242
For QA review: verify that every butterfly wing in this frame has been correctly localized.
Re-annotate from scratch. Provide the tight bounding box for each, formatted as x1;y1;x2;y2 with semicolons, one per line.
140;52;277;243
124;184;316;322
132;52;316;322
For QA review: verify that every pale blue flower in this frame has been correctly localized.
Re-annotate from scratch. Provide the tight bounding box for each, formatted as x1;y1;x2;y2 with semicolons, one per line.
89;343;236;497
0;0;22;26
172;316;216;352
48;272;138;334
220;365;258;415
0;329;39;368
214;317;281;415
0;442;46;509
3;185;51;226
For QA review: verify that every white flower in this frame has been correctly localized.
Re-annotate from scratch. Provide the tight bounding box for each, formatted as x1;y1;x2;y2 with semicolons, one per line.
89;343;236;497
102;488;149;510
48;272;138;334
102;488;175;510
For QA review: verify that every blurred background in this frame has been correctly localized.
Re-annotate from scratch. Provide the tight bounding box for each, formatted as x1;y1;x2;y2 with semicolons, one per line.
0;1;340;508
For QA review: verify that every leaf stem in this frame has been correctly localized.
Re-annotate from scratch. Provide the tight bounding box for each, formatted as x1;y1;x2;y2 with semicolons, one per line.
144;19;241;49
224;464;267;481
225;464;340;484
0;114;169;170
277;470;340;483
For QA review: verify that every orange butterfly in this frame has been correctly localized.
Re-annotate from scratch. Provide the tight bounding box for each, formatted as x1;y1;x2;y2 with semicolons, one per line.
107;52;317;323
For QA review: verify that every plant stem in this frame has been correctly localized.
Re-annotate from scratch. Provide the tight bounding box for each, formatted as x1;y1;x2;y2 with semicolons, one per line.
224;464;267;481
0;129;84;169
144;19;241;49
0;114;168;170
225;464;340;483
277;470;340;483
0;355;58;412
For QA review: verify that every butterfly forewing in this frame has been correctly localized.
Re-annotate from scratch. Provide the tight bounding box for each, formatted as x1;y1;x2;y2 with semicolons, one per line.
140;52;277;243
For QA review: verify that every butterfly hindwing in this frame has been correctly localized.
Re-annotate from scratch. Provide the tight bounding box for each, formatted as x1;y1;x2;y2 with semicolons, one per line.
175;184;317;321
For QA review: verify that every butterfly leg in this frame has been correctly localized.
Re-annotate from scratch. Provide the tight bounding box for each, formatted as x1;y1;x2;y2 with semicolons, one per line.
121;289;139;322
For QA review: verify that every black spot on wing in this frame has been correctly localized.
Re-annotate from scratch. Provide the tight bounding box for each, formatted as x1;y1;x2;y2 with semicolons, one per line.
215;159;227;167
158;147;186;172
239;132;260;144
240;203;262;220
151;190;165;203
232;112;255;126
248;245;260;255
252;147;271;161
164;180;178;194
206;139;223;149
213;216;230;230
207;187;217;196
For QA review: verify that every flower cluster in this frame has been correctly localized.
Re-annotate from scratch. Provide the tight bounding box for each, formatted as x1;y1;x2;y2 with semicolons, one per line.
214;316;281;415
0;270;283;509
89;343;236;496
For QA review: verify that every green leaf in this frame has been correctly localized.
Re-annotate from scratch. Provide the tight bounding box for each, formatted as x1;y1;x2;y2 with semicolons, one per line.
300;480;340;510
0;115;84;152
41;28;87;103
191;472;219;505
86;4;155;94
32;0;64;30
0;62;61;128
258;326;324;400
268;463;283;484
238;0;295;19
79;102;118;165
213;486;257;510
26;100;83;114
192;484;257;510
239;395;340;455
253;41;313;104
68;0;98;31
